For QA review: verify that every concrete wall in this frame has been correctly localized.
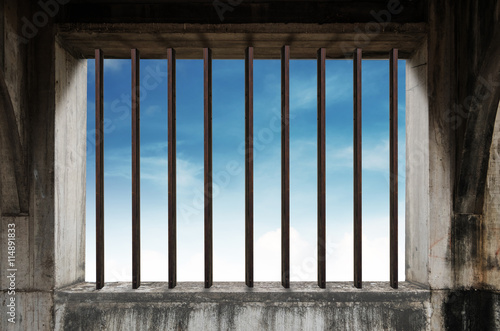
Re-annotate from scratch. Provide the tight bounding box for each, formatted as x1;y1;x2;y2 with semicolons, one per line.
483;103;500;290
1;4;86;329
0;0;30;215
405;40;429;287
54;41;87;289
54;282;431;331
1;0;500;330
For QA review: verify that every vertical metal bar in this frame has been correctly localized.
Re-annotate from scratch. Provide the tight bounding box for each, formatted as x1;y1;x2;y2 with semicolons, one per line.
317;48;326;289
245;47;254;288
204;48;213;288
353;48;362;289
131;49;141;289
168;48;177;289
389;49;399;289
95;49;104;290
281;45;290;288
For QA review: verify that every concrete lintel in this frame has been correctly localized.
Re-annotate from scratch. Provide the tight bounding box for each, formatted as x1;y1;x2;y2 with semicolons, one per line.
56;22;427;59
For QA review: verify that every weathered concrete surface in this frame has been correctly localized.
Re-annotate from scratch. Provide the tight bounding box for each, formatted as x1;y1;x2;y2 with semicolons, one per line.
452;214;482;288
425;0;455;290
55;282;431;331
1;0;500;330
54;41;87;288
442;290;500;331
56;22;427;59
1;291;53;331
454;0;500;215
405;40;430;288
482;103;500;290
1;216;33;290
405;0;456;290
0;0;30;215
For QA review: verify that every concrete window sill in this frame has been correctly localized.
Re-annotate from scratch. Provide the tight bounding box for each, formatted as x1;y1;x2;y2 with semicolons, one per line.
56;281;429;302
54;282;431;329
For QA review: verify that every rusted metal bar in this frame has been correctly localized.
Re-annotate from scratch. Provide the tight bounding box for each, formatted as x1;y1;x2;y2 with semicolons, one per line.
204;48;213;288
168;48;177;289
317;48;326;289
353;48;362;289
389;48;399;289
95;49;104;290
245;46;254;288
281;45;290;289
131;49;141;289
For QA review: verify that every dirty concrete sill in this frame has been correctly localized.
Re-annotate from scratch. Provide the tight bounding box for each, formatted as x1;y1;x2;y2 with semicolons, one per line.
55;282;430;303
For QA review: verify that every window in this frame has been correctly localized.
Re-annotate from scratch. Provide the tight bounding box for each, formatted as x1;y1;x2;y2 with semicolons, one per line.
84;47;406;289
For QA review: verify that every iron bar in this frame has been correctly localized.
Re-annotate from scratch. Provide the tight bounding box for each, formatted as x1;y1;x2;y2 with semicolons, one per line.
353;48;362;289
281;45;290;289
168;48;177;288
131;49;141;289
204;48;213;288
245;47;254;288
317;48;326;289
95;49;104;290
390;48;399;289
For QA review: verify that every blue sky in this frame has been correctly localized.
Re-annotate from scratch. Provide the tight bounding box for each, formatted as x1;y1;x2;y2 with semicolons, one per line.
85;57;406;282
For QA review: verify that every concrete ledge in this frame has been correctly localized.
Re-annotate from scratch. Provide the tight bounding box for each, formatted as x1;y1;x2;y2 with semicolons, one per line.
55;282;430;330
56;281;429;303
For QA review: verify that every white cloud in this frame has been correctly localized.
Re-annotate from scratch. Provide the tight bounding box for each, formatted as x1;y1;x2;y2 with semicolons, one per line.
86;250;169;282
104;59;128;73
177;252;244;282
86;225;405;283
177;157;203;188
254;227;316;281
289;72;352;114
327;140;390;172
145;105;161;116
102;145;203;189
141;249;168;281
253;226;405;282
